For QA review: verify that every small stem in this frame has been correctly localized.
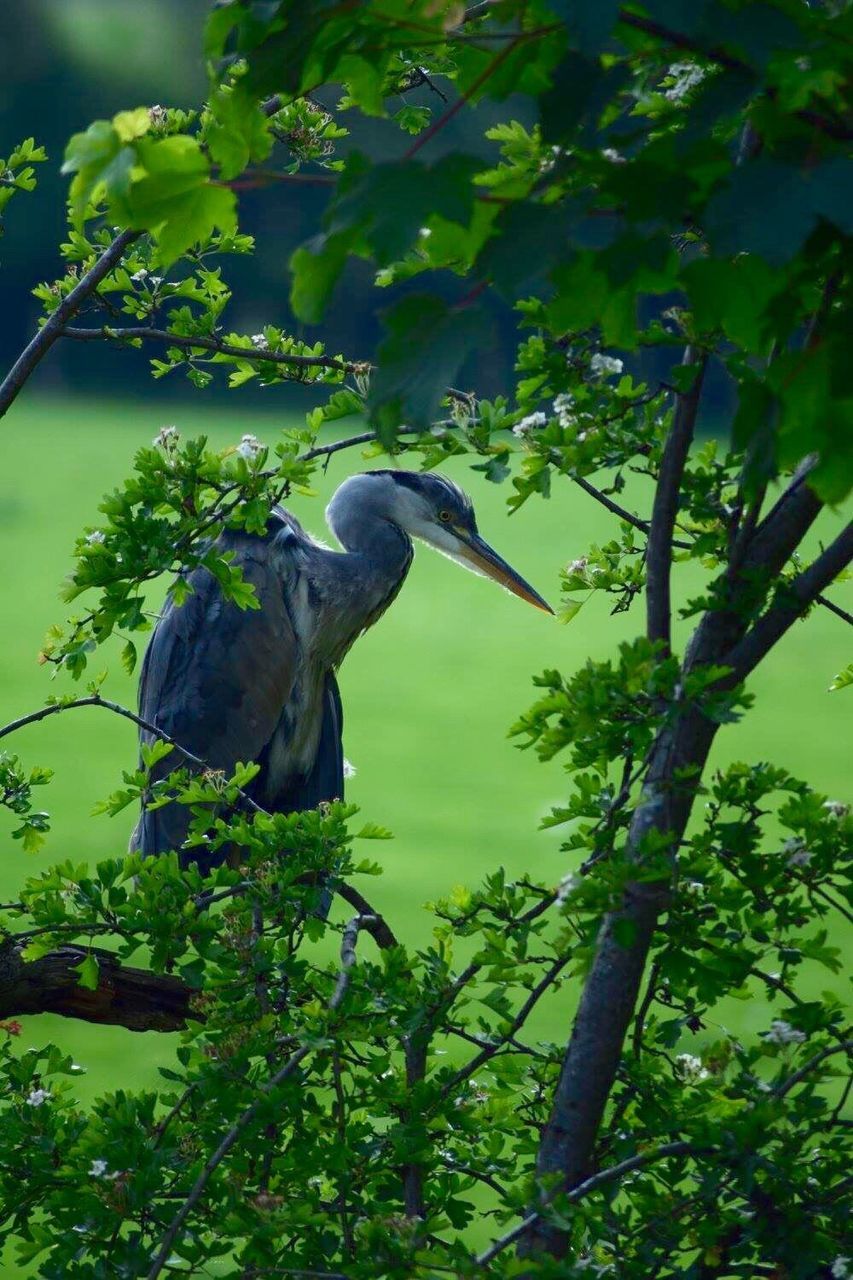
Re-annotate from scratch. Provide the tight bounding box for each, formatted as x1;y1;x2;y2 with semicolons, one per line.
0;229;140;420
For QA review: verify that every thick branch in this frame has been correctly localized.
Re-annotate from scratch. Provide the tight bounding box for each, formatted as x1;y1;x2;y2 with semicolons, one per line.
0;937;193;1032
646;351;707;653
523;459;828;1259
0;229;139;420
724;524;853;679
60;325;365;376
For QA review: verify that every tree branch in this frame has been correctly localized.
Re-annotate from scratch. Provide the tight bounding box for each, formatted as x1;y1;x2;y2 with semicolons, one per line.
724;525;853;679
524;447;828;1260
816;592;853;627
0;694;264;814
59;325;365;376
146;915;371;1280
478;1140;697;1266
615;10;850;141
0;229;140;420
772;1040;853;1102
571;474;692;550
442;952;571;1096
0;937;193;1032
646;351;707;654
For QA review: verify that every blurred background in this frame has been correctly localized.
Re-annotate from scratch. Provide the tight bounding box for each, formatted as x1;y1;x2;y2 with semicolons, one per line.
0;0;533;408
0;10;850;1270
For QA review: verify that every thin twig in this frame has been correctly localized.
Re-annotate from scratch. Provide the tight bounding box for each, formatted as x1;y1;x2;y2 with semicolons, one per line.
60;326;365;375
616;8;851;139
815;592;853;627
403;36;522;159
442;952;571;1096
0;695;264;813
772;1040;853;1101
571;474;692;550
476;1141;697;1265
0;229;140;420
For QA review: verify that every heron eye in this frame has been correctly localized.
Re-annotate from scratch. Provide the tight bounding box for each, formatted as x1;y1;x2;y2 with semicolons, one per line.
438;510;452;523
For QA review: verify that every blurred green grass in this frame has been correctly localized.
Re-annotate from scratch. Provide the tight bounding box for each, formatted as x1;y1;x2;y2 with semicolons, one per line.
0;396;849;1220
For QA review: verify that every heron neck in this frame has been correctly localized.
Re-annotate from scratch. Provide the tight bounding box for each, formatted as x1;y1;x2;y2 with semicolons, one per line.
317;517;414;666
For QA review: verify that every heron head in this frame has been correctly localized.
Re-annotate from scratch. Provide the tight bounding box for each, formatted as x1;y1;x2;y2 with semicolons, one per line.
378;470;553;615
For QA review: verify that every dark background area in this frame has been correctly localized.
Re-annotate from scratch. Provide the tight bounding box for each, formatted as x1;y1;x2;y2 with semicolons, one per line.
0;0;530;415
2;0;735;423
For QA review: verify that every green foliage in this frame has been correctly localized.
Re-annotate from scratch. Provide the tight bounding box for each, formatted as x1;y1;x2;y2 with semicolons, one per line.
1;0;850;1277
0;138;47;234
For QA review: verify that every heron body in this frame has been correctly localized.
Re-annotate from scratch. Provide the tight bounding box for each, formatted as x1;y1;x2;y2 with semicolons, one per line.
132;469;551;871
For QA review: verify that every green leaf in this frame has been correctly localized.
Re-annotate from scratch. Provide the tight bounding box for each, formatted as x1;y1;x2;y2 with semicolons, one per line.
368;295;491;441
557;598;584;625
330;155;480;266
683;255;785;351
75;953;100;991
141;739;175;770
829;663;853;693
112;136;236;265
121;640;137;676
62;121;135;225
704;159;820;265
206;86;273;181
355;823;394;840
290;232;353;324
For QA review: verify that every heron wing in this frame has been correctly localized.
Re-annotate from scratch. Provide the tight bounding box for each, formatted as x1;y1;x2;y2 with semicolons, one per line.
281;670;344;812
132;531;298;859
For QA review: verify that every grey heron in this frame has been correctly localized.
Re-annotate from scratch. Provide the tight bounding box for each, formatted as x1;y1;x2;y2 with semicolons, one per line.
132;468;552;871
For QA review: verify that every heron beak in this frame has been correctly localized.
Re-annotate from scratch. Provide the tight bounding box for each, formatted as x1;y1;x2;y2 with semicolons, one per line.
454;530;554;615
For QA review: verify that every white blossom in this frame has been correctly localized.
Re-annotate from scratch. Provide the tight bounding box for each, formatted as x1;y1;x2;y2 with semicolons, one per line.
130;269;149;283
675;1053;710;1082
512;411;547;438
781;835;812;867
553;392;578;428
664;62;707;102
153;425;179;449
149;104;167;126
236;433;264;460
557;872;580;904
590;353;624;378
764;1020;806;1046
418;226;432;238
568;557;588;576
89;1159;109;1178
601;147;625;164
26;1088;50;1107
684;880;706;897
343;758;357;779
823;799;849;818
250;333;267;347
832;1259;851;1279
148;276;164;288
85;530;106;545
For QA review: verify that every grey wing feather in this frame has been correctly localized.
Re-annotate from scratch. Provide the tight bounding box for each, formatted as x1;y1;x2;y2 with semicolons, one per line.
285;672;344;812
131;533;298;862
